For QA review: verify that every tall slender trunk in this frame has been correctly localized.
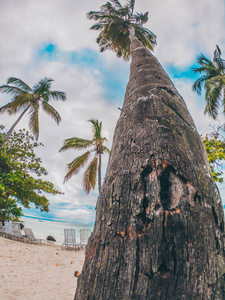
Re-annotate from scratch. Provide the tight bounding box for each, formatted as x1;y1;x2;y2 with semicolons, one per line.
0;106;30;148
98;153;102;193
75;32;225;299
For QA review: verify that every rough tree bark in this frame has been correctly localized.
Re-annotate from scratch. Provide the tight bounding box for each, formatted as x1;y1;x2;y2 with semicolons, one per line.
75;35;225;299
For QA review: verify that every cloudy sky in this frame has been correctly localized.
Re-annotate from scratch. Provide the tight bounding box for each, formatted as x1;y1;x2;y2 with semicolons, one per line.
0;0;225;224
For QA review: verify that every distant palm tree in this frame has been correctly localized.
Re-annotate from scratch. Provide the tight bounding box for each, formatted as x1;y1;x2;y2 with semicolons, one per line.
59;120;110;194
192;45;225;119
87;0;156;60
0;77;66;145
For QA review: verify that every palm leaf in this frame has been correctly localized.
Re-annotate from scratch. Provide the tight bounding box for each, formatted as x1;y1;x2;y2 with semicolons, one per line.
6;77;32;93
0;85;26;96
90;23;105;31
49;90;67;101
59;137;92;152
89;119;102;139
64;151;91;182
28;102;39;140
133;12;148;25
134;24;157;51
83;156;98;193
87;0;156;60
103;146;111;155
33;77;53;95
111;0;122;9
9;94;34;112
192;77;205;95
0;102;13;114
0;94;33;115
127;0;135;14
41;101;61;124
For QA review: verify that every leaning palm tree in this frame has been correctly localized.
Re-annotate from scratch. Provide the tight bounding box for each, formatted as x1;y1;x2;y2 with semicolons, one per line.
192;45;225;119
59;119;110;194
0;77;66;145
87;0;157;60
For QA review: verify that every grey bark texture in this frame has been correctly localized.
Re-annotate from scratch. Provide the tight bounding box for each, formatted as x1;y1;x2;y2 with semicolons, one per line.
75;36;225;299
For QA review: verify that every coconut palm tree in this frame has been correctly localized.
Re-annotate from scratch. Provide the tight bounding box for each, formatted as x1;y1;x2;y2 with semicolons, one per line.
192;45;225;119
87;0;157;60
59;119;110;194
0;77;66;145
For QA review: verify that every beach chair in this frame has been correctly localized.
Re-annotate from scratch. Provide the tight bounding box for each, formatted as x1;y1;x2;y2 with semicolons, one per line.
23;227;45;244
0;222;5;236
62;229;78;250
12;227;27;242
80;229;91;247
4;221;13;238
11;222;26;242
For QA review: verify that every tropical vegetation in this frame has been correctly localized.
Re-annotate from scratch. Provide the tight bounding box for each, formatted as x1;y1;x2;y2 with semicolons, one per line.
0;77;66;146
192;45;225;119
59;120;110;194
0;126;61;222
87;0;157;60
202;124;225;183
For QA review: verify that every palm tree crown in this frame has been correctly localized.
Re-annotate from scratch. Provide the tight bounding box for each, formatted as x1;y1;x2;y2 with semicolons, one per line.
0;77;66;142
87;0;157;60
59;120;110;194
192;45;225;119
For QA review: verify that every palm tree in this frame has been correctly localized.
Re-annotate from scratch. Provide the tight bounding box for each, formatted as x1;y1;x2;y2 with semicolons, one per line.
59;119;110;194
87;0;157;60
0;77;66;145
192;45;225;119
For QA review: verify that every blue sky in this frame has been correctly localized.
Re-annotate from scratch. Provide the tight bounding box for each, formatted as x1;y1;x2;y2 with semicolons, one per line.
0;0;225;223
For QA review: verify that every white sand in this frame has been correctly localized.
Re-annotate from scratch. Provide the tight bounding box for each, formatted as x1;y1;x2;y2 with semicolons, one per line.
0;236;84;300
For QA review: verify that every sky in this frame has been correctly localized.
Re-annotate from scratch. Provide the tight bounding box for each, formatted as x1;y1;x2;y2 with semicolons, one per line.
0;0;225;224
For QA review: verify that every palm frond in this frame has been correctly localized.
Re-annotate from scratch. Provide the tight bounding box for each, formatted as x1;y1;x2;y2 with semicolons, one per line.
33;77;53;95
87;11;102;21
215;45;222;56
192;77;205;95
0;102;14;114
0;94;33;114
49;90;67;101
0;85;26;96
89;119;102;139
59;137;92;152
41;101;61;124
28;102;39;140
90;23;105;31
103;146;111;155
64;151;90;182
110;0;122;9
9;94;34;112
6;77;32;93
87;0;156;60
127;0;135;15
133;12;148;25
213;47;225;73
133;24;157;51
83;156;98;193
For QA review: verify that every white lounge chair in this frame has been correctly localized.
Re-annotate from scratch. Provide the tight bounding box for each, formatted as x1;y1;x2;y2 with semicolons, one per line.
23;227;45;244
0;222;5;236
4;221;13;238
62;229;79;250
80;229;91;247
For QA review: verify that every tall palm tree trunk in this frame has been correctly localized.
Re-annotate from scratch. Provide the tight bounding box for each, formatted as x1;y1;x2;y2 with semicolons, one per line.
75;34;225;299
98;153;102;193
0;106;30;148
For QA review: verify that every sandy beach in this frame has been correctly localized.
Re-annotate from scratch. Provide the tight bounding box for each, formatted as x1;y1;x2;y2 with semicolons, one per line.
0;236;84;300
